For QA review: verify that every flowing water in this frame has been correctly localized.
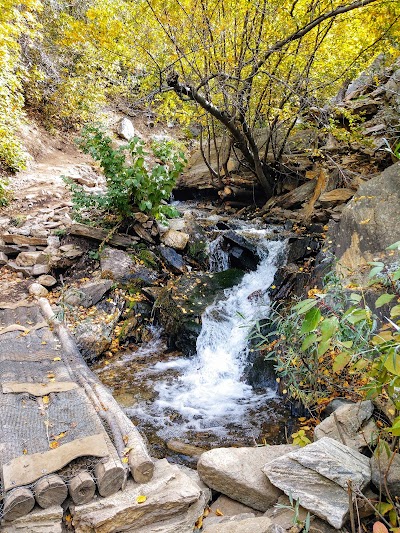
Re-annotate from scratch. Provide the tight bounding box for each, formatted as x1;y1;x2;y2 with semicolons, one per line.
95;220;293;455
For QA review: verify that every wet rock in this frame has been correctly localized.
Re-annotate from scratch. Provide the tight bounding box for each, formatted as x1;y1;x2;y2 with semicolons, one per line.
71;459;206;533
286;236;320;264
156;269;243;354
371;448;400;496
29;283;49;298
203;516;276;533
117;117;135;141
158;245;186;274
197;445;296;512
160;229;189;251
314;400;377;451
63;280;112;308
167;440;207;458
263;437;371;528
36;275;57;287
222;230;260;270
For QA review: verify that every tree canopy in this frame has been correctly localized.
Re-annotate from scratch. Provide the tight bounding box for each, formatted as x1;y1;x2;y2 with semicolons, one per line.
1;0;399;189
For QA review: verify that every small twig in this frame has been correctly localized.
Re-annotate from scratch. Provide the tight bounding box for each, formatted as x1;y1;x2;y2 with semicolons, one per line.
353;487;392;529
348;480;356;533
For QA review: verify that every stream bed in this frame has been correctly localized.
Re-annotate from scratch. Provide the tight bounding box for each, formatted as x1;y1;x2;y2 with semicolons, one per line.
94;210;296;461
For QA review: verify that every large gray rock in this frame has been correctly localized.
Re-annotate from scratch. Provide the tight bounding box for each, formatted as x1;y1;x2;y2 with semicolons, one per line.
74;320;113;361
371;448;400;496
197;445;297;512
71;459;206;533
203;516;276;533
314;401;377;451
63;280;112;308
263;437;371;529
333;162;400;276
100;247;157;285
15;251;44;267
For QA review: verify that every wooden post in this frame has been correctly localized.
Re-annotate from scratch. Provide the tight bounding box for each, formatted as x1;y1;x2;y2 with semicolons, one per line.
95;457;125;498
69;472;96;505
34;474;68;508
3;487;35;521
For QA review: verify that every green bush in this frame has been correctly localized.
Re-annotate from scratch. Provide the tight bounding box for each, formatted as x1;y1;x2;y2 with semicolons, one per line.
66;125;186;224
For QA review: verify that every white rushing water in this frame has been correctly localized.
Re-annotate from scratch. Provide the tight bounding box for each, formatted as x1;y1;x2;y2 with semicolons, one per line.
127;236;286;439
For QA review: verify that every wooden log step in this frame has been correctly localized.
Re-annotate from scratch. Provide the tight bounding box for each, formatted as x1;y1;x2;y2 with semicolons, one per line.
34;474;68;508
3;487;35;521
69;471;96;505
94;457;125;498
126;430;155;483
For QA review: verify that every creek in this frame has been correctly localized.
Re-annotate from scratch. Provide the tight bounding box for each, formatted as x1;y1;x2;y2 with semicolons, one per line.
94;209;295;460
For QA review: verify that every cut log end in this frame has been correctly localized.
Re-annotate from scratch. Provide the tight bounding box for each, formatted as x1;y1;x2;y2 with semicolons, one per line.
3;487;35;521
34;474;68;509
69;471;96;505
95;459;125;497
129;456;154;484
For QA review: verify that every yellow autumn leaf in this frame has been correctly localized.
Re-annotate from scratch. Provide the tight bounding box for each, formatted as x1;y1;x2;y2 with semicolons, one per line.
215;509;224;516
53;357;61;361
49;441;59;449
136;495;147;504
42;395;50;404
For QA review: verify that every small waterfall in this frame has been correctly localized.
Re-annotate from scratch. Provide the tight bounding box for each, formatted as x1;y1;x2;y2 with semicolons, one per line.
208;234;230;272
127;237;286;440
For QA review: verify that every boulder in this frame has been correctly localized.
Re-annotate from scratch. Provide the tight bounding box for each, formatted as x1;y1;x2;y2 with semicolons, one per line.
161;229;189;251
263;437;371;529
332;162;400;277
371;448;400;496
63;280;112;308
203;516;276;533
71;459;207;533
74;320;113;361
100;247;158;285
32;264;50;276
117;117;135;141
158;245;186;274
197;445;297;512
314;400;377;451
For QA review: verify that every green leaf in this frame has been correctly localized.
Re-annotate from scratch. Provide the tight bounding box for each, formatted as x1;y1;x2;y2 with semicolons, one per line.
369;266;384;279
317;339;331;356
387;241;400;250
340;340;354;348
301;333;318;351
349;293;362;303
375;293;396;308
292;299;318;315
333;352;352;373
375;502;393;516
390;305;400;318
300;307;321;334
346;308;368;324
384;351;400;376
392;269;400;281
320;317;338;342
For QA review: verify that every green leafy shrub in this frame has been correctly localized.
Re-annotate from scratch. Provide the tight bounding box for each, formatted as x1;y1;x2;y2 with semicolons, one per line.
66;125;186;224
253;243;400;427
